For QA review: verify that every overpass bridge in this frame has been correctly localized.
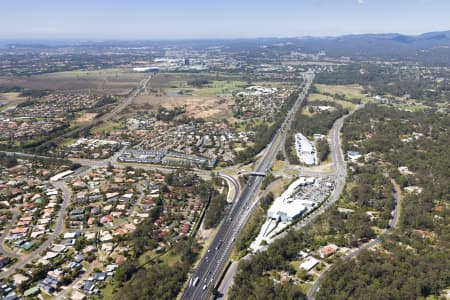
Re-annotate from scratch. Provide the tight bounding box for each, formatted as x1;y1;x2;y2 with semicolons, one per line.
237;171;266;177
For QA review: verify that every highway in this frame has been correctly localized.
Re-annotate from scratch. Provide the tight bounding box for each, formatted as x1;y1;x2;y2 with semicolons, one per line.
262;103;365;251
0;149;213;181
181;71;314;300
1;71;313;297
29;73;152;149
214;101;366;299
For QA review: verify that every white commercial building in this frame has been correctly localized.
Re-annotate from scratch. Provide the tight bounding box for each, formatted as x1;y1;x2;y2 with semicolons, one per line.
267;177;315;222
132;67;160;72
295;133;317;165
250;176;324;252
50;170;74;182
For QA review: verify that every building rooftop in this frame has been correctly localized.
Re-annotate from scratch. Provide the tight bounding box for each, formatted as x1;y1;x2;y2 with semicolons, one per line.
295;133;317;165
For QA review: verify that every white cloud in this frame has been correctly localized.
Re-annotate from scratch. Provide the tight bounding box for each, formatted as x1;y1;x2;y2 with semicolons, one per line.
357;0;365;4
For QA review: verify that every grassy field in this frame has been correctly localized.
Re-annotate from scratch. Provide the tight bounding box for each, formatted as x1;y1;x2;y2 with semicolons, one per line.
137;248;181;267
0;92;27;110
133;73;245;121
396;104;430;111
150;72;243;87
307;93;356;110
235;118;265;132
315;84;374;103
299;282;313;294
133;92;235;121
0;68;145;95
90;120;125;134
316;84;368;99
137;249;160;266
101;282;118;300
162;80;247;97
253;81;297;88
271;159;285;172
58;137;77;147
135;73;293;122
268;178;293;196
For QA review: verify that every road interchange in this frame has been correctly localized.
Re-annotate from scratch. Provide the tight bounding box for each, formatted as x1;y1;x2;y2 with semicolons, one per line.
181;71;314;300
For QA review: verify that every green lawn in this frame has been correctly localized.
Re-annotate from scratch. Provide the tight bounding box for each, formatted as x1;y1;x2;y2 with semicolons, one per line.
41;68;145;81
299;282;313;294
307;93;356;110
194;80;247;97
101;280;120;300
90;120;125;134
164;80;247;97
137;248;180;267
137;249;159;266
396;104;430;111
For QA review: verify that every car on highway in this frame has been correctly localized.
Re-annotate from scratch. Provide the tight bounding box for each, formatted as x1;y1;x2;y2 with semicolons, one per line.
192;276;200;287
215;240;223;251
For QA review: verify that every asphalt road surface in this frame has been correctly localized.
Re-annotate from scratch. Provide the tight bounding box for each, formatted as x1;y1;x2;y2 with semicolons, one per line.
0;181;72;279
0;209;20;258
218;174;240;203
181;71;314;300
26;73;151;149
307;171;402;300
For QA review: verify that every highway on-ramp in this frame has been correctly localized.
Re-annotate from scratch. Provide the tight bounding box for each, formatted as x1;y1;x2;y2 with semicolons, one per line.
181;71;314;300
218;174;240;204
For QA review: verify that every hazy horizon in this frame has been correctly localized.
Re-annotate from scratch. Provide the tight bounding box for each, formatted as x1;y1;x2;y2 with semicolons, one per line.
1;29;450;43
1;0;450;40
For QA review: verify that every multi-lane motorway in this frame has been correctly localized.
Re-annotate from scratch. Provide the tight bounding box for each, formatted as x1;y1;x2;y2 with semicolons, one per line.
0;70;313;298
181;71;314;300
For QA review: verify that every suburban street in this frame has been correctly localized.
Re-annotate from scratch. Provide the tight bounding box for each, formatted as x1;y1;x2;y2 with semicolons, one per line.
307;178;403;300
286;103;366;233
181;71;314;300
0;72;380;298
37;73;152;148
0;7;447;299
0;209;20;258
0;150;213;181
0;181;72;279
216;101;365;299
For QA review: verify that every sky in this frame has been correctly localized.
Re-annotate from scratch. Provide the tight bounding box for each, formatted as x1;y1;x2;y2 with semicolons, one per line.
1;0;450;40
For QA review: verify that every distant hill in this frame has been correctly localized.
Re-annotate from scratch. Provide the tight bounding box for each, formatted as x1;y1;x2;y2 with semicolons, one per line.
293;30;450;64
2;30;450;65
